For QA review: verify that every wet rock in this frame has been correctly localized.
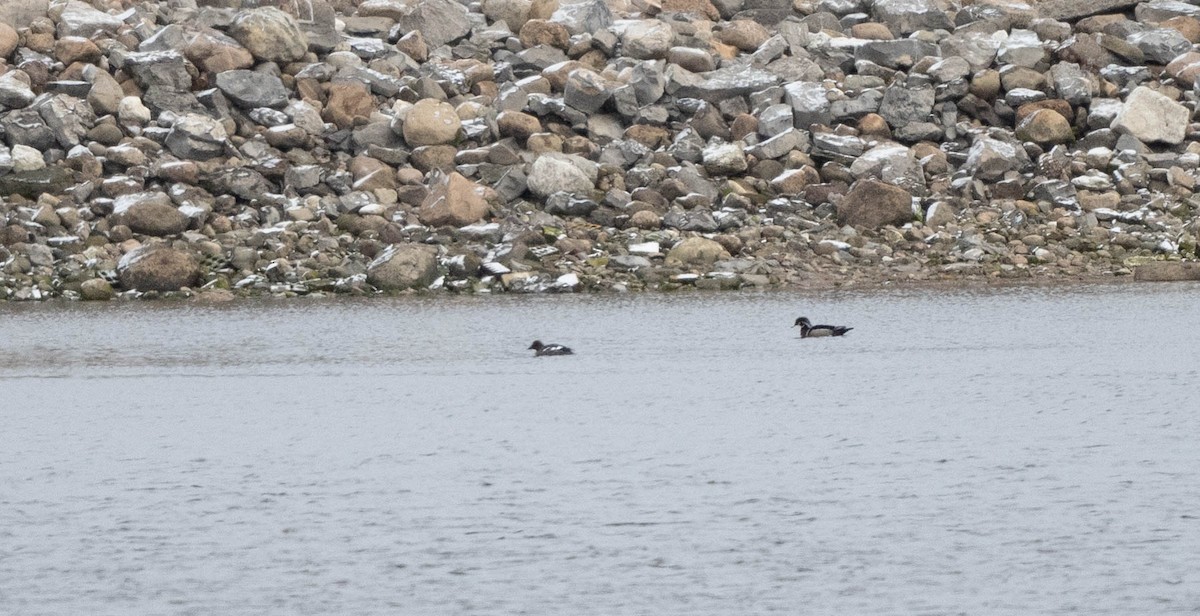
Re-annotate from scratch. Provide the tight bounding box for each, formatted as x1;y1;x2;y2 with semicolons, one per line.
665;236;731;267
1112;86;1189;145
367;243;439;290
230;7;309;64
418;172;494;227
837;178;914;228
118;246;202;292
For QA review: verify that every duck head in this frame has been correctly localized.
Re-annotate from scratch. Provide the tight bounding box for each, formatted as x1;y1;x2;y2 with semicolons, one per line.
793;317;812;328
528;340;544;351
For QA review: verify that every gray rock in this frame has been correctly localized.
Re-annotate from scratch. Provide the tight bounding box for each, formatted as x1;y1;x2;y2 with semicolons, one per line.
367;243;439;290
609;255;652;270
964;136;1032;180
878;82;934;128
856;39;941;70
872;0;954;35
619;19;675;60
663;208;720;232
665;236;730;266
1135;1;1200;23
527;154;595;198
830;90;883;122
938;32;999;71
112;192;189;236
1039;0;1138;20
215;70;290;109
849;144;924;190
1049;63;1091;106
391;0;471;48
32;94;94;149
0;70;35;109
784;81;831;128
551;0;613;35
1112;86;1189;145
702;142;749;175
1127;29;1193;65
811;132;865;164
545;192;599;216
165;114;230;161
121;51;205;115
564;68;610;113
666;65;779;103
758;103;795;135
746;128;807;160
118;246;201;292
997;30;1046;68
0;167;75;199
667;127;706;162
56;1;124;38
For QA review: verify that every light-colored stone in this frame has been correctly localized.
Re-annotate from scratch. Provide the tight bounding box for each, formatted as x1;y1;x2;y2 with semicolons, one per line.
367;243;439;290
403;99;462;146
418;172;494;227
118;246;201;292
837;178;915;229
1112;86;1189;145
665;236;731;267
230;7;309;64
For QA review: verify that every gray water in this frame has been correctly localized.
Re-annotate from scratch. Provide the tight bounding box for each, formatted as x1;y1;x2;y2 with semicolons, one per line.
2;283;1198;615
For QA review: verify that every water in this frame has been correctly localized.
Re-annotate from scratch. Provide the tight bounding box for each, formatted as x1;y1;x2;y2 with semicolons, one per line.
2;283;1199;615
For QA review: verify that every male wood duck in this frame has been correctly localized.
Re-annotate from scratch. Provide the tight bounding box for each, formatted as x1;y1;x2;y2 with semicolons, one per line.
793;317;853;338
528;340;574;356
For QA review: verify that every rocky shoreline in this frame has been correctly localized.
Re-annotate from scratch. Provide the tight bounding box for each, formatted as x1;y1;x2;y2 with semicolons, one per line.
2;0;1200;302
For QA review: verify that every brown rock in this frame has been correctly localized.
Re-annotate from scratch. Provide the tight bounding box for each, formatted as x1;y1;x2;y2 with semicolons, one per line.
519;19;570;49
118;246;201;292
53;36;101;65
80;278;115;301
1134;261;1200;282
1014;100;1073;125
850;22;894;40
662;0;719;18
497;110;542;140
715;20;769;52
857;113;891;139
629;209;662;229
418;171;494;227
403;99;462;146
667;46;716;72
323;80;375;129
409;145;458;172
1162;16;1200;44
1166;52;1200;87
771;168;815;195
837;178;914;228
0;22;18;59
229;7;308;64
185;29;256;74
396;30;428;62
970;69;1001;100
112;191;189;236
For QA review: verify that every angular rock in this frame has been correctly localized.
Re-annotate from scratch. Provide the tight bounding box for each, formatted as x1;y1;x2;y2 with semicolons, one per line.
0;0;48;29
702;142;749;175
230;7;309;64
214;70;289;109
166;114;229;160
57;1;124;38
390;0;472;48
667;65;778;103
418;172;494;227
964;136;1032;180
1112;86;1189;145
527;154;595;197
665;236;731;267
551;0;613;35
872;0;955;35
837;178;914;229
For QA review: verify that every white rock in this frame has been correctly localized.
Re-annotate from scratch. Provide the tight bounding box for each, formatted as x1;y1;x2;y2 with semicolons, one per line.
9;144;45;172
1111;86;1189;145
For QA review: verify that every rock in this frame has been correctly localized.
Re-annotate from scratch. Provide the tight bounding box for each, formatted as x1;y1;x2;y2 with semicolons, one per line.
484;0;557;30
667;65;778;102
34;94;95;149
324;80;375;129
185;28;256;74
367;243;439;290
9;145;44;172
0;167;75;199
165;114;229;160
118;246;201;292
520;19;570;49
80;278;116;301
230;7;309;64
964;136;1032;181
564;68;610;113
497;110;542;140
702;142;748;175
214;70;289;109
1016;109;1074;145
57;1;124;38
1112;86;1189;145
878;81;934;129
716;20;770;52
113;192;190;236
1038;0;1138;21
0;22;19;59
784;81;831;128
837;178;914;228
619;19;674;60
418;172;493;227
1128;28;1192;65
0;71;35;109
666;236;731;267
551;0;613;35
1166;51;1200;87
0;0;48;29
390;0;472;48
527;154;595;197
403;99;462;146
872;0;954;35
1134;261;1200;281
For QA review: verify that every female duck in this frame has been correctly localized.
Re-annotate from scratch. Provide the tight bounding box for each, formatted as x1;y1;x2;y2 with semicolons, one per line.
793;317;853;338
528;340;574;356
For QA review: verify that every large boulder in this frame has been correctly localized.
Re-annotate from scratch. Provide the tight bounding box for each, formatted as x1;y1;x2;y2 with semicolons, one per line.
837;178;914;228
666;237;731;267
112;192;189;236
118;246;201;292
229;7;309;64
0;0;48;29
1112;86;1190;145
367;244;439;290
382;0;471;48
418;172;494;227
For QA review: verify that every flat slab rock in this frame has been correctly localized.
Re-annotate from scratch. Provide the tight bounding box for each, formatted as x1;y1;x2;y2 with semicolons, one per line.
1037;0;1140;20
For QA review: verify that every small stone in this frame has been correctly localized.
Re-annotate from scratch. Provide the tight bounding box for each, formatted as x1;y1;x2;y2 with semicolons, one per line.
702;142;748;175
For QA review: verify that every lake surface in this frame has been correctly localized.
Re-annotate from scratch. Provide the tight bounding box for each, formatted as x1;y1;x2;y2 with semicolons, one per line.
2;283;1199;615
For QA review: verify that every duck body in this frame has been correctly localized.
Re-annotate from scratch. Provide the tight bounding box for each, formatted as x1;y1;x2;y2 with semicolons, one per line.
528;340;573;356
793;317;853;338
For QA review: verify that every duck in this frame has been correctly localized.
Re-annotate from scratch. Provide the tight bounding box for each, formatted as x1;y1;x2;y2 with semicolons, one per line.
793;316;853;338
528;340;574;356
